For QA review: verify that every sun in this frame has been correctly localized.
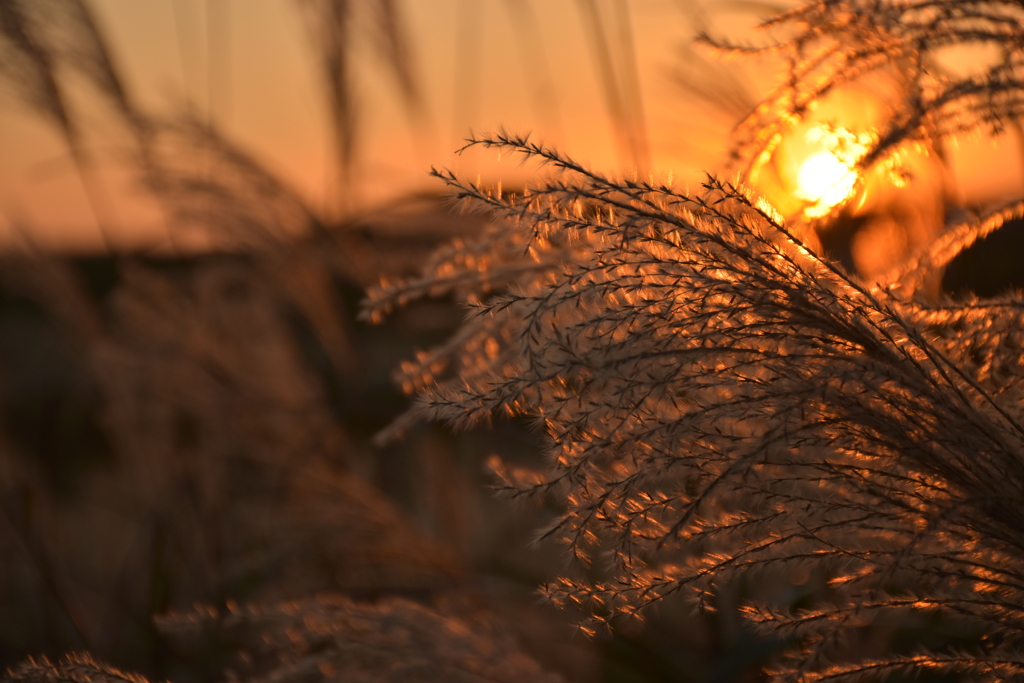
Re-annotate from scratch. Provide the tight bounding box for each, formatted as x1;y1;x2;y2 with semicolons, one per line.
795;149;859;217
780;124;875;218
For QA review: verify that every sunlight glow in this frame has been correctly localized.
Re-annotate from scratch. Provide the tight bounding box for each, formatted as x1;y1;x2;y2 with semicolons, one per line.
796;150;859;217
790;125;874;218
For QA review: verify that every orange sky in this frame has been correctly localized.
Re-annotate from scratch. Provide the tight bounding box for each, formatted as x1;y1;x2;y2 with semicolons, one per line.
1;0;710;251
1;0;1022;252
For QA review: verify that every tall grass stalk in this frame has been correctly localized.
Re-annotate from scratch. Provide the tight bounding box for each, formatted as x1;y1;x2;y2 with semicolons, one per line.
368;1;1024;678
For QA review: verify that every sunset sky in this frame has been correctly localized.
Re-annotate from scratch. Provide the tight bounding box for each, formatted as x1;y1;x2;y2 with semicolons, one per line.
1;0;1022;252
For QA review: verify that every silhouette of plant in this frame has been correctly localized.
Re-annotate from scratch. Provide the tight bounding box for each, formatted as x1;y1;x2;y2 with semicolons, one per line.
4;0;1024;681
368;1;1024;679
155;595;565;683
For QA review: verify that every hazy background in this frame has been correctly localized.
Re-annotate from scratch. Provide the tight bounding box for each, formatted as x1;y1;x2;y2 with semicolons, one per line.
4;0;1022;254
1;0;752;252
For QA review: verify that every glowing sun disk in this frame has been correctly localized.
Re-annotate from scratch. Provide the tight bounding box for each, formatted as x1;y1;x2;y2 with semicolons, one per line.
794;150;860;215
795;150;858;217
